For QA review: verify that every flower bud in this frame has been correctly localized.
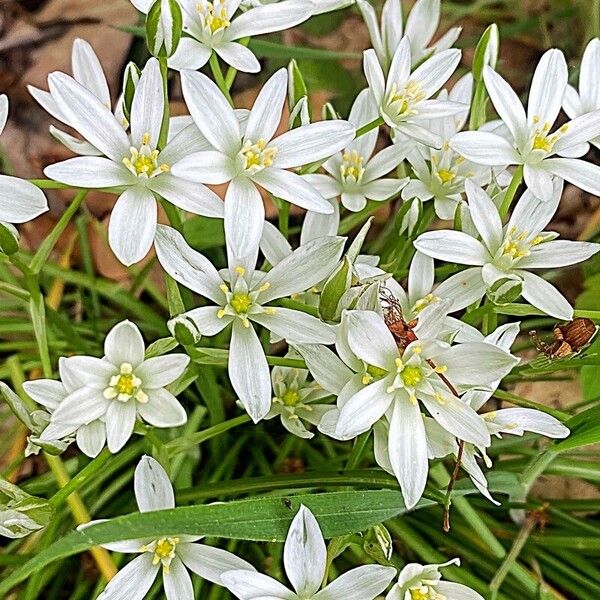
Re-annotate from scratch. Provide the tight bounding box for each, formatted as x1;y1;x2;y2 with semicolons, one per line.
397;197;422;237
0;222;19;255
363;524;394;563
168;314;202;346
472;24;499;81
146;0;183;58
0;478;51;539
487;276;523;305
118;62;141;127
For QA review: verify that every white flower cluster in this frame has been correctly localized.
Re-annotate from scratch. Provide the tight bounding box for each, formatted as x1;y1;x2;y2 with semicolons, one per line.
2;0;599;597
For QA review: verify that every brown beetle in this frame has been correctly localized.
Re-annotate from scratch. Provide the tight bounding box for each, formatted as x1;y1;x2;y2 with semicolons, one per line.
380;288;418;351
530;318;597;359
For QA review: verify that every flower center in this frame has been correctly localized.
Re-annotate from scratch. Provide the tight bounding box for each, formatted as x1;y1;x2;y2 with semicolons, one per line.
123;133;169;178
436;169;455;184
230;293;252;314
386;81;425;121
197;0;231;34
340;150;365;184
240;138;277;175
410;586;446;600
282;389;301;406
401;365;423;386
529;116;568;157
499;225;544;266
412;293;437;314
103;363;148;403
140;537;179;575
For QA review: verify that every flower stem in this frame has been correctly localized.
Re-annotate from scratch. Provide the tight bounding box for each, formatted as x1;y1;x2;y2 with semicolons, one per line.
225;37;249;90
209;52;233;105
354;117;384;139
499;165;524;219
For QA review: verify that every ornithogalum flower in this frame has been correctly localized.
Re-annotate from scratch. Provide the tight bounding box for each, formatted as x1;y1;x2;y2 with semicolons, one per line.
0;95;48;227
222;505;397;599
386;559;483;600
265;354;334;439
43;57;224;265
363;37;463;147
95;456;255;600
132;0;313;72
172;68;355;265
358;0;461;71
414;180;600;320
154;225;344;422
38;320;189;453
563;38;600;149
303;89;409;215
331;309;518;507
451;48;600;201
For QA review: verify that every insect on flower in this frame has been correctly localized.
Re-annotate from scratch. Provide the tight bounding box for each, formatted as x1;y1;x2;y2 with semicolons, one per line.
530;318;597;359
380;287;418;351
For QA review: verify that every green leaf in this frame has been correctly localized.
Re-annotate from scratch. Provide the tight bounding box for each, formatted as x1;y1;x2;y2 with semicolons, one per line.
183;216;225;251
553;403;600;451
319;256;352;322
0;490;431;594
145;336;179;359
249;39;361;61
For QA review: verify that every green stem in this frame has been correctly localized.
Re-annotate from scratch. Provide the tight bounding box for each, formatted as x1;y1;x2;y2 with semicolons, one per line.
499;165;524;219
30;190;87;275
225;37;249;90
209;52;233;105
157;57;170;151
278;201;290;239
165;414;251;455
354;117;384;138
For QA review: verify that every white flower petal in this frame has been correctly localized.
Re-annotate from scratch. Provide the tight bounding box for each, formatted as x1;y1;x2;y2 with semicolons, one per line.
518;270;573;320
71;38;110;107
519;240;599;269
388;398;428;509
52;387;110;425
579;38;600;111
183;305;230;336
300;201;340;245
180;70;240;155
221;569;296;599
134;455;175;512
104;320;145;368
260;235;345;302
178;543;256;584
436;581;484;600
273;121;356;169
168;38;212;71
295;344;353;395
164;557;194;600
105;399;137;453
363;48;385;103
130;58;163;148
137;355;189;389
171;150;235;184
148;173;224;217
362;178;406;201
363;144;406;181
23;379;65;410
464;180;503;253
44;157;134;188
49;125;103;156
482;66;527;147
215;41;260;73
414;230;488;265
348;88;379;159
0;175;48;223
408;251;434;303
108;187;157;266
48;72;130;161
0;93;8;134
490;408;569;438
335;378;393;438
260;220;292;265
410;49;461;99
252;308;335;344
434;268;486;311
554;110;600;152
386;37;412;95
523;164;554;202
316;565;397;600
527;49;567;126
225;0;313;40
224;177;264;275
245;69;288;143
28;86;67;124
97;554;158;600
229;320;271;423
345;310;398;370
420;393;490;447
302;174;340;199
59;355;116;389
139;388;187;428
154;224;224;303
434;342;518;386
450;131;520;166
76;421;106;458
563;84;583;120
543;157;600;198
284;505;326;597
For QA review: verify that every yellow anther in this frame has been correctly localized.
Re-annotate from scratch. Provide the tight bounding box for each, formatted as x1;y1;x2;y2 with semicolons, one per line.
242;317;250;328
412;346;422;354
434;392;447;405
340;150;365;183
434;365;447;374
395;357;403;369
142;132;151;145
437;169;455;184
217;308;226;319
219;284;229;294
362;373;373;385
240;138;277;174
409;394;418;405
264;307;277;315
235;266;246;276
258;282;271;292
